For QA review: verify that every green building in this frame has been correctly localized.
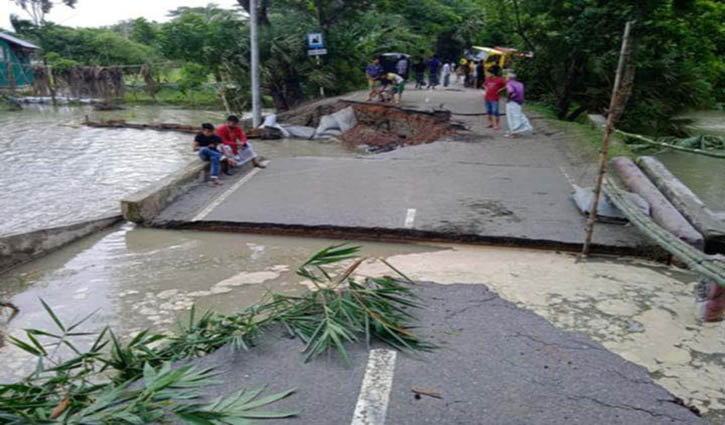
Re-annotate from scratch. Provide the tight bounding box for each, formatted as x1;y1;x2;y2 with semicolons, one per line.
0;32;40;88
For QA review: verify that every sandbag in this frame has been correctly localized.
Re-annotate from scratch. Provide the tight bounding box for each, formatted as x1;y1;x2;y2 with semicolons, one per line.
261;114;290;138
637;156;725;253
609;156;704;250
282;125;316;140
331;106;357;132
314;114;343;139
571;185;649;223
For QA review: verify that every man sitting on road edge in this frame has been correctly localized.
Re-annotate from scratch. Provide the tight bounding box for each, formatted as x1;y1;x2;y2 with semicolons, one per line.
216;115;266;169
193;123;224;186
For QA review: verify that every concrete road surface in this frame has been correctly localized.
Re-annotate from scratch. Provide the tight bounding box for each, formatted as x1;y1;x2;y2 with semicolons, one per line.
186;282;704;425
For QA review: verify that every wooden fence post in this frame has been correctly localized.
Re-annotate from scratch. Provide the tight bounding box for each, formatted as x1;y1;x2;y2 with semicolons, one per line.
581;21;634;257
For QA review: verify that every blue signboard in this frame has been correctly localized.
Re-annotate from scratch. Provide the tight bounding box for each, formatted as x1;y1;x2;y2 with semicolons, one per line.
307;32;324;49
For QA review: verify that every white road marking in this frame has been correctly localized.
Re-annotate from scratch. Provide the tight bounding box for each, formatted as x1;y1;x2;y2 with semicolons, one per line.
404;208;416;228
191;161;269;222
351;349;397;425
559;166;576;189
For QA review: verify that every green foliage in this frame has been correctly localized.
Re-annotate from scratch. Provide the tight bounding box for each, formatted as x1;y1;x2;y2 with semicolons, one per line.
502;0;725;134
178;62;209;93
0;246;430;422
12;0;724;131
130;18;157;46
13;22;155;66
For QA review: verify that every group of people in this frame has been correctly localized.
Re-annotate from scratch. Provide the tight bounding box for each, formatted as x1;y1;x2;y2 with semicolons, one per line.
193;115;266;185
457;59;488;89
365;55;459;104
482;65;533;138
411;56;457;90
365;56;406;104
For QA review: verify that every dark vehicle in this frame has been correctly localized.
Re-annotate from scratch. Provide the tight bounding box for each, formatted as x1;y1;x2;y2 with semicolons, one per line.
380;53;410;77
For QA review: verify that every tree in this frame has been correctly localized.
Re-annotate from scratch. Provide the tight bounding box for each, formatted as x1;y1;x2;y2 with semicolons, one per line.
11;0;77;26
131;18;157;45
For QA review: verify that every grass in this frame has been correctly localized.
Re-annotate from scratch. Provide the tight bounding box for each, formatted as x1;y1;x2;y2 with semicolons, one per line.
0;245;431;424
528;102;635;159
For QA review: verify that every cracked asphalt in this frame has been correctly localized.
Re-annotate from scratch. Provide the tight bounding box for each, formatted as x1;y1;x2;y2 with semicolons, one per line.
156;89;652;254
187;282;704;424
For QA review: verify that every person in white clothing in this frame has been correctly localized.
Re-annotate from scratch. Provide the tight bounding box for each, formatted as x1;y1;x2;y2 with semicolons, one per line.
442;62;451;87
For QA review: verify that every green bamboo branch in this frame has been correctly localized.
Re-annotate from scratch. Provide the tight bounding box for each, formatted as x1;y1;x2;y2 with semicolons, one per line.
614;129;725;159
603;177;725;286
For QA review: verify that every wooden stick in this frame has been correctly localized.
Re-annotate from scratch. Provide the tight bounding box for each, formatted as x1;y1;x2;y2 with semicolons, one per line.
411;386;443;399
581;21;634;257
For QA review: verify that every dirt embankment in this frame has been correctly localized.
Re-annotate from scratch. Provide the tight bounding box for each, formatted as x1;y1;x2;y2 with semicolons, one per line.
277;98;458;151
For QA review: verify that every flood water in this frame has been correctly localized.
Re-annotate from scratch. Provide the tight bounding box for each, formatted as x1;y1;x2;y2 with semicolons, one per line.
0;223;439;381
656;110;725;211
0;105;352;236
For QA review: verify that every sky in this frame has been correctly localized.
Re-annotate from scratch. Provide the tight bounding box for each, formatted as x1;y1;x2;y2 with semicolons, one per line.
1;0;241;31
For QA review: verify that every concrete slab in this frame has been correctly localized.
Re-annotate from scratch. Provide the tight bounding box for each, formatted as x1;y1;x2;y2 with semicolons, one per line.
0;215;121;274
154;89;655;255
186;282;704;425
161;147;650;253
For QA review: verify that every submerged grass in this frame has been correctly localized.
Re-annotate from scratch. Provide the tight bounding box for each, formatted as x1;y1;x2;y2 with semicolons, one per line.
0;245;429;423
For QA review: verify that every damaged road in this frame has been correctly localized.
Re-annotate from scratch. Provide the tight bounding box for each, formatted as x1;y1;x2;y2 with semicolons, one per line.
147;89;656;254
186;282;704;425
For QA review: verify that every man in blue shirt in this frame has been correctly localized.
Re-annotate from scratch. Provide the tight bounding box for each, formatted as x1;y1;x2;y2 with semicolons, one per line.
366;56;384;101
427;55;441;89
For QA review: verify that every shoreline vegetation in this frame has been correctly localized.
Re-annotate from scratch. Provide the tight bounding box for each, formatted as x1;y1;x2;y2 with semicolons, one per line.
4;0;722;137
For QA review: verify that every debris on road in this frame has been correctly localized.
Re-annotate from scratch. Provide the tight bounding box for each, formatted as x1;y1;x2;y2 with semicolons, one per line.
411;386;443;400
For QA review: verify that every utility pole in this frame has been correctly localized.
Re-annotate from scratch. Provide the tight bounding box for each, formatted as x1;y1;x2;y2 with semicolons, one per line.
581;21;634;257
250;0;262;128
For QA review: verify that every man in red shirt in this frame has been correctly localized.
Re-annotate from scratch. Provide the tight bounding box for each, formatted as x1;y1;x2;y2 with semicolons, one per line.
483;66;506;131
216;115;266;169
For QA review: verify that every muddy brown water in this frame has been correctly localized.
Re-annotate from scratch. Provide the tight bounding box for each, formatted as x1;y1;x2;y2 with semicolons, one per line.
0;105;352;236
656;110;725;211
0;223;440;381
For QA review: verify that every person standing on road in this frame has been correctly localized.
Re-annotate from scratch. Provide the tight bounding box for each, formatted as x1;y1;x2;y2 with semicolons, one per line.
483;65;506;130
426;55;441;89
476;61;485;89
395;55;409;81
413;58;427;89
503;73;533;138
193;123;224;185
217;115;266;168
442;62;451;87
366;56;384;101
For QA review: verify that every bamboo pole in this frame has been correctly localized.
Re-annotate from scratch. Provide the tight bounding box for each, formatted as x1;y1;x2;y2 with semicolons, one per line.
581;21;634;257
614;129;725;159
603;177;725;286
